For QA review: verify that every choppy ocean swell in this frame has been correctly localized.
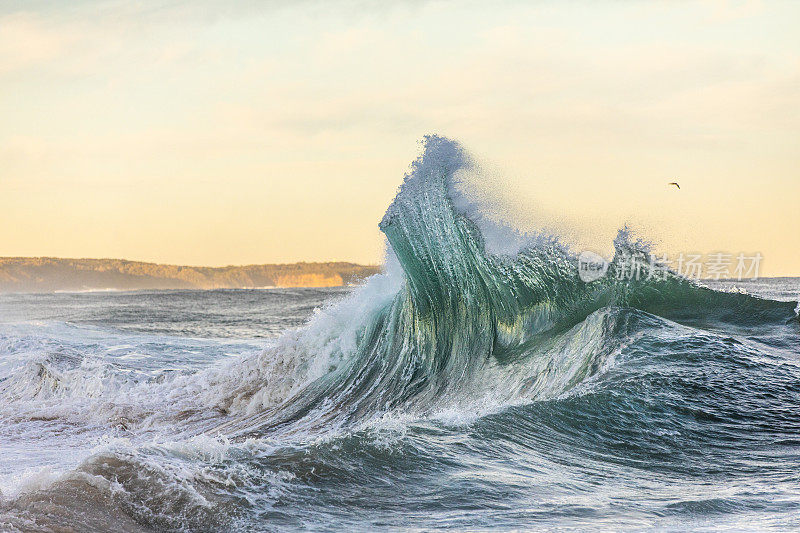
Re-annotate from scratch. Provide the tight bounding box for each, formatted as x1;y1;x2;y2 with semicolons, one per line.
1;136;799;531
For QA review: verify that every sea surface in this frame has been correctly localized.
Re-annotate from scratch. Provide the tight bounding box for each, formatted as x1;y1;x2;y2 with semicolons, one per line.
1;137;799;532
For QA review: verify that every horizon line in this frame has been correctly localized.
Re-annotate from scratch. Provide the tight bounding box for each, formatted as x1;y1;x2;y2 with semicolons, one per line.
0;256;382;269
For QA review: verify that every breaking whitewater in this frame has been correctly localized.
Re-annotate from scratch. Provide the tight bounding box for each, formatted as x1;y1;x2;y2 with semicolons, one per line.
2;136;799;532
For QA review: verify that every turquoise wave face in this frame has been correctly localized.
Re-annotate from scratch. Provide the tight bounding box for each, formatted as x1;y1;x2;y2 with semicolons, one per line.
219;135;797;439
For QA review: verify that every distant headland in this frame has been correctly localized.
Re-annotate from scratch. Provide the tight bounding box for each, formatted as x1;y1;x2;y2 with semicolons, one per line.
0;258;381;293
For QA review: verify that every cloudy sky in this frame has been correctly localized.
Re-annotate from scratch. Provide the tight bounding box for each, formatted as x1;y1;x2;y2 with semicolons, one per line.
2;1;798;274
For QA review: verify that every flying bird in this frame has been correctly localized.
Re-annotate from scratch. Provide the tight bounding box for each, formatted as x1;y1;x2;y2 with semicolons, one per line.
668;182;680;189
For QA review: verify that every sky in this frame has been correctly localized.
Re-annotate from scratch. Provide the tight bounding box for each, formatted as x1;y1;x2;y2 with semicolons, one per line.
2;0;799;275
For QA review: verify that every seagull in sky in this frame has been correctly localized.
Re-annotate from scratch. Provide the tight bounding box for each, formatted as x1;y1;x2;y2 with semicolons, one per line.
668;182;680;189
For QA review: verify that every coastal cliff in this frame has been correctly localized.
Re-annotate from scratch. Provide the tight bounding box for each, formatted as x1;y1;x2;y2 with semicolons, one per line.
0;258;380;293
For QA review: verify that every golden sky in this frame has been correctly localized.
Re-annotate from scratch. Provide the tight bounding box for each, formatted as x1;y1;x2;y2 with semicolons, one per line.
2;1;799;275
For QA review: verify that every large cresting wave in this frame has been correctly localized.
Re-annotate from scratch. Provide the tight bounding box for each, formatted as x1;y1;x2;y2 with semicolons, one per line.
206;135;797;439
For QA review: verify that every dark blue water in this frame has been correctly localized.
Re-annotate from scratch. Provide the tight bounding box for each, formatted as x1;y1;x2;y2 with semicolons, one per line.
0;280;797;532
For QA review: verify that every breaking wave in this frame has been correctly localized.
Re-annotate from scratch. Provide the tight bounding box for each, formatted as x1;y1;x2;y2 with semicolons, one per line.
2;135;798;531
201;135;796;437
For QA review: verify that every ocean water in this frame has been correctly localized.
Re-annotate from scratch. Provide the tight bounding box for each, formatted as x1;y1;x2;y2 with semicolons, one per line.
1;137;799;532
